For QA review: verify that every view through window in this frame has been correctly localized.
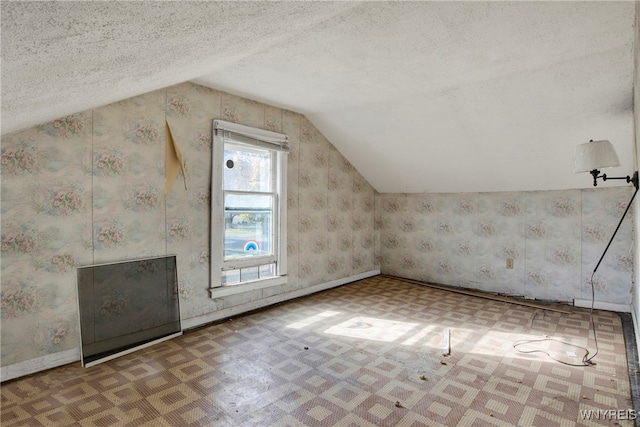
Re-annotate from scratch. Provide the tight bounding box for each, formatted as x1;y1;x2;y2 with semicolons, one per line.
222;143;276;284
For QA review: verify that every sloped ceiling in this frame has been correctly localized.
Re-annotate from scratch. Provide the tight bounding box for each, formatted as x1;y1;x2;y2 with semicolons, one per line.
1;1;636;193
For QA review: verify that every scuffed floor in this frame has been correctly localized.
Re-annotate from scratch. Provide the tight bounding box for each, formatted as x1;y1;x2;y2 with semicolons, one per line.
1;276;635;426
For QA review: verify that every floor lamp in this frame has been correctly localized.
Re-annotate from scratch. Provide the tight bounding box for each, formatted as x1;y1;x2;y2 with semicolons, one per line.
514;140;637;365
574;139;638;364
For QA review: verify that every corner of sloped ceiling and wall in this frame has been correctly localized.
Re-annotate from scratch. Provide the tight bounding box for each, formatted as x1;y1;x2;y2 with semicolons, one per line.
195;1;637;194
2;1;636;195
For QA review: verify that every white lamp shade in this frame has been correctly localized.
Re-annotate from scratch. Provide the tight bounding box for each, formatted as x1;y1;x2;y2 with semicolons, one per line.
574;140;620;173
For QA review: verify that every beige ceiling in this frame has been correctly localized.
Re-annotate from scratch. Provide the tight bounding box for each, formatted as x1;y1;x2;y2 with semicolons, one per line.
2;1;636;193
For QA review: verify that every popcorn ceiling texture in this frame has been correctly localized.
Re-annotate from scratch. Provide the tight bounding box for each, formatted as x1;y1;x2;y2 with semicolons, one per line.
1;2;357;135
2;2;636;193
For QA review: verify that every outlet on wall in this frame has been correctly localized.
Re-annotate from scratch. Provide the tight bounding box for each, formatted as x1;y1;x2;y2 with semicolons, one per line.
506;258;514;269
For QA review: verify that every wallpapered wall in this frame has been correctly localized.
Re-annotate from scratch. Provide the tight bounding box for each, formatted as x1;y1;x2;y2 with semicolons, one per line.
377;189;634;304
0;82;378;367
1;80;634;371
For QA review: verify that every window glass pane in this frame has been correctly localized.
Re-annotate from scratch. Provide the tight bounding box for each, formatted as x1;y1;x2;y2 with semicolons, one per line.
239;266;259;282
222;263;276;287
222;270;240;286
224;145;271;192
224;194;273;260
259;264;275;278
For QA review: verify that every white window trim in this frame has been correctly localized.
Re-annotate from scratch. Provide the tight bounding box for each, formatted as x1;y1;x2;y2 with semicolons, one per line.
209;275;288;298
210;120;288;297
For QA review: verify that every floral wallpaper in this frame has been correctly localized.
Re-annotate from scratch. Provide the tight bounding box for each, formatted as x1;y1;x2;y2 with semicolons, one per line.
2;112;92;365
378;187;633;305
0;82;378;368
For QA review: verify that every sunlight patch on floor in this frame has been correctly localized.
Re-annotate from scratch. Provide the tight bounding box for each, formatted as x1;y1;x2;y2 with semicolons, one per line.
285;310;341;329
324;316;419;342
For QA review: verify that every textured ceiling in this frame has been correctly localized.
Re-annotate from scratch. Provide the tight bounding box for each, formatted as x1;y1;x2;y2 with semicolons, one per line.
1;1;636;193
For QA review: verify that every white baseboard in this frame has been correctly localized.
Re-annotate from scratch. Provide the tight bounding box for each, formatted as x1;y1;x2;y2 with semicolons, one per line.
182;270;380;330
573;299;631;313
1;348;80;383
1;270;380;382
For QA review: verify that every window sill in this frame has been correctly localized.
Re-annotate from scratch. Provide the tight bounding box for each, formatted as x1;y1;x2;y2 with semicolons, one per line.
209;275;287;298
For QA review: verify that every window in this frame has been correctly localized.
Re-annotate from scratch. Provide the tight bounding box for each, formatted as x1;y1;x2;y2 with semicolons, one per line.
210;120;288;295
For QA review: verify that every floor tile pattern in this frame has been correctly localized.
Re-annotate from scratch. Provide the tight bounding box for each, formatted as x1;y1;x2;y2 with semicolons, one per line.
1;276;635;426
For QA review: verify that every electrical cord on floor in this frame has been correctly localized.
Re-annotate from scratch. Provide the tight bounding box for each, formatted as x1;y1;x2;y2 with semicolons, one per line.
514;183;639;367
512;272;598;367
583;271;599;365
512;339;593;367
